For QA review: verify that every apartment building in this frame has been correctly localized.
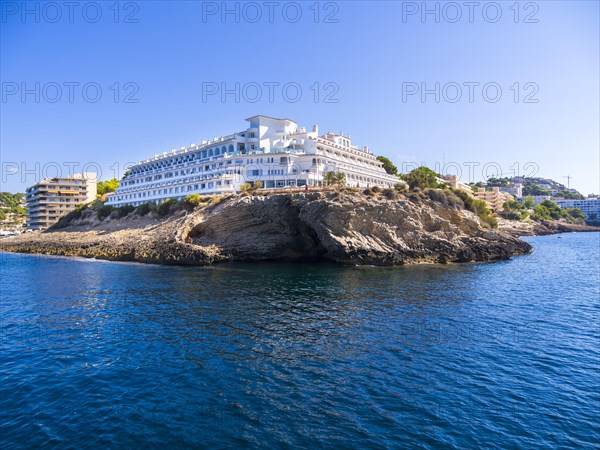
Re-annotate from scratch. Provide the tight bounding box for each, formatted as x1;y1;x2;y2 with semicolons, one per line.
26;173;97;230
474;187;513;212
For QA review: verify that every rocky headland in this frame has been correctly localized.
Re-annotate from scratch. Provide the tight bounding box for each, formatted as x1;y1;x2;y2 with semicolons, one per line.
0;189;534;266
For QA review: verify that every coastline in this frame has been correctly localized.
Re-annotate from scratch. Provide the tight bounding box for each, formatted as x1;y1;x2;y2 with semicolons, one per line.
0;190;533;266
498;219;600;237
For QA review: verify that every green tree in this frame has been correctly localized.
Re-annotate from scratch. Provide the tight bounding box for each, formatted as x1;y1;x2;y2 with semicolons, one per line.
0;210;6;221
539;200;563;219
555;190;585;200
376;156;398;175
97;178;120;196
335;172;346;187
523;185;549;196
503;200;525;211
532;205;552;221
522;196;535;208
400;166;442;190
566;208;585;220
324;171;337;186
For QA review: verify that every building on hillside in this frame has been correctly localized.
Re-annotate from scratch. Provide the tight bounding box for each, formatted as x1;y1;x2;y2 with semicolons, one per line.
500;182;523;198
106;115;400;207
441;175;474;195
474;187;513;212
26;173;97;230
553;198;600;223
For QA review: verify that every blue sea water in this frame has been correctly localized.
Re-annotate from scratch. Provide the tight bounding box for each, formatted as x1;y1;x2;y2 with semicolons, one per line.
1;232;599;449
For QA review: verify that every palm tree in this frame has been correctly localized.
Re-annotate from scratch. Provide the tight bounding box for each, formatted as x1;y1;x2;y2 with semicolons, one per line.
324;171;336;186
335;172;346;188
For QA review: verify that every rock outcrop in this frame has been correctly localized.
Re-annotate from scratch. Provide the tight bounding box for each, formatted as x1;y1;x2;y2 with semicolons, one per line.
499;219;600;237
0;190;532;265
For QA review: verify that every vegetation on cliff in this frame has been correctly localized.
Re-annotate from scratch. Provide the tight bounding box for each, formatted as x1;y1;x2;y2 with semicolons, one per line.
399;166;444;190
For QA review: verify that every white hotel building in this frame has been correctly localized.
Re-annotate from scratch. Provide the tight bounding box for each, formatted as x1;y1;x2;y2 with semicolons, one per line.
106;115;400;207
554;198;600;223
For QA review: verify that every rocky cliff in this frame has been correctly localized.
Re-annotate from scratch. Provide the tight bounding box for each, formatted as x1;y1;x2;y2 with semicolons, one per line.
0;190;532;265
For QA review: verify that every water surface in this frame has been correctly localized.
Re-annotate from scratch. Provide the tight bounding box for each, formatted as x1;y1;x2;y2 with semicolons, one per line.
1;233;599;448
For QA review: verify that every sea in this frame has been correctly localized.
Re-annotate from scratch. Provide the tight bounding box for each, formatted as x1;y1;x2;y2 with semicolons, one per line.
1;232;599;449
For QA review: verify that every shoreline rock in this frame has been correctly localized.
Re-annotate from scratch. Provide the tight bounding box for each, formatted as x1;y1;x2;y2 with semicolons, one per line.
0;191;533;266
499;219;600;237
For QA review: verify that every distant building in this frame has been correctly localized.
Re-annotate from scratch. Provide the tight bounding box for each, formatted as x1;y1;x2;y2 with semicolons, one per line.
442;175;474;195
106;115;400;208
554;198;600;223
26;173;97;230
474;187;513;211
500;182;523;198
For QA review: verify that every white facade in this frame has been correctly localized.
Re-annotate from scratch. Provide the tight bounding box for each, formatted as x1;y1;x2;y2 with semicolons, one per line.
106;116;400;207
554;198;600;222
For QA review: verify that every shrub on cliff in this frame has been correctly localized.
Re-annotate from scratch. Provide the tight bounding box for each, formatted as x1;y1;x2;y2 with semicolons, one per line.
382;188;398;200
239;181;262;193
427;189;448;206
451;189;498;229
51;205;86;229
96;205;115;220
445;191;464;209
181;194;210;211
114;204;135;218
157;198;179;217
136;202;155;216
394;183;408;193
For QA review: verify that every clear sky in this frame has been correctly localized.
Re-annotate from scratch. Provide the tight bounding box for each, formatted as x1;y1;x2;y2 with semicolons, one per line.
1;1;598;194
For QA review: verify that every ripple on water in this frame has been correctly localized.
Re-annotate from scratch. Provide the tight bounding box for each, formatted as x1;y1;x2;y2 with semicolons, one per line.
0;233;599;448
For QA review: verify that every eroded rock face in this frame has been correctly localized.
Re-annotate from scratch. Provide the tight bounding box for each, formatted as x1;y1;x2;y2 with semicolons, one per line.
183;192;532;265
0;191;532;266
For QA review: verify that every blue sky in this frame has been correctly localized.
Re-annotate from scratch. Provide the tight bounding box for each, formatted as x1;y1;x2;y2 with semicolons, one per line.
1;1;598;194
